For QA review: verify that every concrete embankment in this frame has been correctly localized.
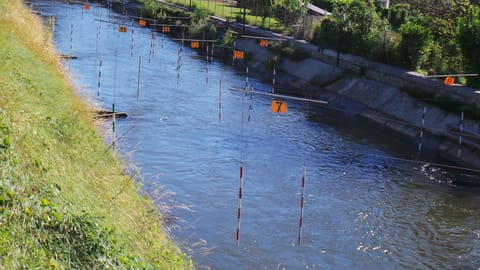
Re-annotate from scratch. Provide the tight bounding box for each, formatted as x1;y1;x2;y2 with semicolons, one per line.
229;37;480;170
116;1;480;171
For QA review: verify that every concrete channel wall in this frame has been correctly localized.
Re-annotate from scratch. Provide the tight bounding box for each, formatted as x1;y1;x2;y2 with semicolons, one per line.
216;19;480;169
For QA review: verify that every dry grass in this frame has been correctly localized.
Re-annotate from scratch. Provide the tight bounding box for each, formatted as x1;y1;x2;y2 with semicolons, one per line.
0;0;192;268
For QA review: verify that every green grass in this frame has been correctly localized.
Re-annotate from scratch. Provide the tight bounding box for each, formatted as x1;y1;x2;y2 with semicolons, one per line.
0;0;192;268
160;0;286;33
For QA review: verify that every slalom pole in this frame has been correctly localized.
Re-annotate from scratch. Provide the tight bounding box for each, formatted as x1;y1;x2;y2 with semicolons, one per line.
211;43;215;61
130;28;135;57
236;89;248;246
206;44;209;84
272;67;276;94
458;111;464;156
297;166;306;245
112;50;118;150
219;79;222;123
236;165;244;246
70;23;73;53
136;56;141;101
97;55;102;96
96;24;99;53
417;106;426;155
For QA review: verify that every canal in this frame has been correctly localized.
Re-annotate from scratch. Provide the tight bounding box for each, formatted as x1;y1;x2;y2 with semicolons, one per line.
33;1;480;268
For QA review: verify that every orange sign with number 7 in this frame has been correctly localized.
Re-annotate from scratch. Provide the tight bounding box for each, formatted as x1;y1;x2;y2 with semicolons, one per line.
271;100;288;113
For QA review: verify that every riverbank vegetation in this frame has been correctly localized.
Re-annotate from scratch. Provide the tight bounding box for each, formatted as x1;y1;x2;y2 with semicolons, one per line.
311;0;480;87
147;0;480;87
0;0;192;268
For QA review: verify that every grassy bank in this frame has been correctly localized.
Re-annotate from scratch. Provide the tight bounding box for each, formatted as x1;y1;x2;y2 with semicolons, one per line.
139;0;285;33
0;0;191;268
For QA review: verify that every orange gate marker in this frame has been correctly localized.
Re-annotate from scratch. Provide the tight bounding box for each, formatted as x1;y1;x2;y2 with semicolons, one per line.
233;50;244;59
271;100;288;113
444;76;455;85
191;40;199;49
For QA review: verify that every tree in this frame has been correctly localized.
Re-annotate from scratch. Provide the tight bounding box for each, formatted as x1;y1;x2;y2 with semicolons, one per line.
272;0;308;26
396;20;432;69
312;17;338;50
456;6;480;86
388;3;411;29
312;0;384;57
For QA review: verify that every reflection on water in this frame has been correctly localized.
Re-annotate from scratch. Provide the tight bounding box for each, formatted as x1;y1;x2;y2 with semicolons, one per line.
34;1;480;269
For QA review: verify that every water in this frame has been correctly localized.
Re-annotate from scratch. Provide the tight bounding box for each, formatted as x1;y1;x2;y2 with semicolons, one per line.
33;2;480;269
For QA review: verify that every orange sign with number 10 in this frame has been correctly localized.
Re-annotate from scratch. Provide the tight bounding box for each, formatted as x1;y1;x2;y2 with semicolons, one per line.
191;41;200;49
233;50;244;59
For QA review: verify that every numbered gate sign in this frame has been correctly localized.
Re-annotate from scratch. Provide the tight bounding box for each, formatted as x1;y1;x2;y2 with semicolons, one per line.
162;26;171;33
271;100;288;113
138;19;147;26
119;26;128;33
444;76;455;85
191;41;200;49
83;4;90;10
233;50;244;59
259;39;268;47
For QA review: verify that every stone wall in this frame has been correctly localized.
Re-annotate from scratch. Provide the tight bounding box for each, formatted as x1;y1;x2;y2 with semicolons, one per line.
301;44;480;105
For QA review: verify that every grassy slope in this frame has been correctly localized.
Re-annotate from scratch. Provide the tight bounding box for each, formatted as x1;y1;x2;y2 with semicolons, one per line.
0;0;191;268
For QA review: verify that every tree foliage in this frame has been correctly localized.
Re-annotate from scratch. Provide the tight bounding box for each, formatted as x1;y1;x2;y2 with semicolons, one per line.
396;21;432;69
272;0;308;26
456;5;480;84
389;3;412;29
313;0;384;56
310;0;480;86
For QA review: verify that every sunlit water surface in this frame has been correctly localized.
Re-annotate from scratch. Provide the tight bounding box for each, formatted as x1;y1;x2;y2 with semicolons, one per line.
33;2;480;269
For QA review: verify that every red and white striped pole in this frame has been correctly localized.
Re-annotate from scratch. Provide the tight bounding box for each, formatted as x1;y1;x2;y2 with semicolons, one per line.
206;44;209;84
97;55;102;97
130;28;135;57
96;24;99;53
218;80;222;123
211;43;215;61
297;166;306;245
152;30;156;57
70;23;73;53
272;68;276;94
136;56;141;101
236;165;244;246
149;30;156;63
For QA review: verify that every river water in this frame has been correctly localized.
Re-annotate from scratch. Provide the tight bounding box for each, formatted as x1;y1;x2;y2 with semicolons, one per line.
32;1;480;269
